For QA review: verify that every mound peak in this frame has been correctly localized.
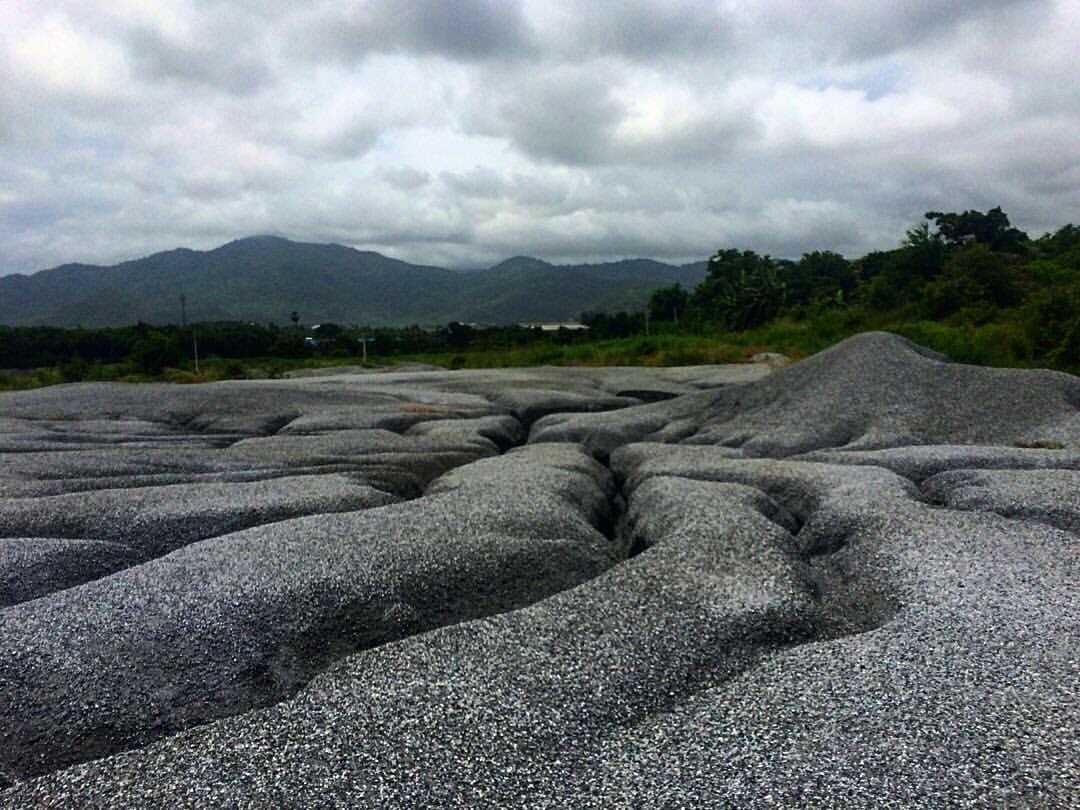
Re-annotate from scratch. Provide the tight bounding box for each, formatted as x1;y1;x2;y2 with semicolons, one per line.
532;331;1080;458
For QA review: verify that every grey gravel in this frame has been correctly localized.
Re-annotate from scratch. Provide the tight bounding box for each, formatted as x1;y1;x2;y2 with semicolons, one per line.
796;443;1080;482
532;332;1080;456
0;444;617;779
923;467;1080;534
0;475;398;601
0;538;131;607
1;335;1077;807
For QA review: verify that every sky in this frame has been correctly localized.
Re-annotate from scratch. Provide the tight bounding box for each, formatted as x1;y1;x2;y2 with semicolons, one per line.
2;0;1078;275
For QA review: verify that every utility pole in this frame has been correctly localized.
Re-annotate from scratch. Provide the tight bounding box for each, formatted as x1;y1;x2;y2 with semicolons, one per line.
180;294;200;374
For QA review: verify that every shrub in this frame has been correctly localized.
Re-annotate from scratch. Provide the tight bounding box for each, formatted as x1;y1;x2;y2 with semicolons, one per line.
130;332;182;375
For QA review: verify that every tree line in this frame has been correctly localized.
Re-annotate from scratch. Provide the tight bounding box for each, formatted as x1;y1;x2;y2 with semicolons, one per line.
0;318;584;377
637;208;1079;371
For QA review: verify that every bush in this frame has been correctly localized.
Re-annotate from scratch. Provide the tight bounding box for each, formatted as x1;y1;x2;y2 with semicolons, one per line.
222;360;247;379
130;332;182;375
58;357;90;382
1022;281;1080;361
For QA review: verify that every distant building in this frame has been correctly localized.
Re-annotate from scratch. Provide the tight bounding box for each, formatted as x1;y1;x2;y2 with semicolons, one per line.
520;322;590;332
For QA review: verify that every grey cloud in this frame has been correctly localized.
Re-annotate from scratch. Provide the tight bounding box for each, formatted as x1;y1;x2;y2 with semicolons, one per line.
379;166;431;191
465;68;625;164
766;0;1051;61
509;173;574;207
295;0;536;63
125;26;272;95
299;123;382;161
622;115;758;165
463;64;754;168
554;0;733;60
441;168;573;209
440;166;505;199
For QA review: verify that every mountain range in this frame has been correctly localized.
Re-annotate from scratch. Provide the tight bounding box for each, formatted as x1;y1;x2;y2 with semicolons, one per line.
0;236;708;327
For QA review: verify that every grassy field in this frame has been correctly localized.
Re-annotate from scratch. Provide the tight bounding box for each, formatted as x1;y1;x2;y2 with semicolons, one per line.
0;312;1071;393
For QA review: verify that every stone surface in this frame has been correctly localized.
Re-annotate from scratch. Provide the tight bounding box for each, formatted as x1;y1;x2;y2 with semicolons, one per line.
1;337;1077;807
531;331;1080;457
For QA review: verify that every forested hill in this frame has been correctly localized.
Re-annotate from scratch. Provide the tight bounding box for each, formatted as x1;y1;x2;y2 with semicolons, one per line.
0;236;707;327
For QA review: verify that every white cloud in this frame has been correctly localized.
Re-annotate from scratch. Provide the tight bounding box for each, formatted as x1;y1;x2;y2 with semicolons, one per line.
8;13;130;98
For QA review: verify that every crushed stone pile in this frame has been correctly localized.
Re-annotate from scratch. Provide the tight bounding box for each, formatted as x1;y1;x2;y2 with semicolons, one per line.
1;335;1076;807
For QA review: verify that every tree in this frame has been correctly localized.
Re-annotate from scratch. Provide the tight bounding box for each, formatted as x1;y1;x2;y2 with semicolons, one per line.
130;331;181;375
691;249;787;330
446;321;475;349
922;244;1024;319
925;207;1028;253
1023;280;1080;366
902;221;940;249
648;283;689;323
859;236;946;311
1033;224;1080;269
788;251;855;306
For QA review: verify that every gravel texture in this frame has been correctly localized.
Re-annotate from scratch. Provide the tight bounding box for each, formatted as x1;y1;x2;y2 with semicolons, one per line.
1;336;1077;807
0;444;618;779
532;331;1080;456
922;467;1080;534
0;538;131;607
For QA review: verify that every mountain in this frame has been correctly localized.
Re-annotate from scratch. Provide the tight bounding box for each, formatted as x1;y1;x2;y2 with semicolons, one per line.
0;237;708;327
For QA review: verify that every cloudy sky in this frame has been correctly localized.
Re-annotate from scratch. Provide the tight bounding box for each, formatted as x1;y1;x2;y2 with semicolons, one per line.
2;0;1078;275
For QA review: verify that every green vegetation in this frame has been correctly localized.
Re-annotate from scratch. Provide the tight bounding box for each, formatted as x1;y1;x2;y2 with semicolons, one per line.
2;209;1077;392
662;209;1078;374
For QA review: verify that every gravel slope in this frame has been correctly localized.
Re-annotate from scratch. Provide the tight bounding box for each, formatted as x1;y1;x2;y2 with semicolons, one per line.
1;336;1077;807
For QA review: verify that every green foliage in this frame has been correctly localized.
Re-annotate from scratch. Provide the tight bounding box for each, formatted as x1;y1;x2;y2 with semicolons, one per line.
648;283;690;322
1036;223;1080;255
580;311;645;338
1022;276;1080;368
860;241;947;311
902;221;939;249
922;245;1023;319
130;331;182;375
788;251;855;306
895;321;1034;367
692;250;788;330
925;206;1029;252
269;333;308;358
58;357;90;382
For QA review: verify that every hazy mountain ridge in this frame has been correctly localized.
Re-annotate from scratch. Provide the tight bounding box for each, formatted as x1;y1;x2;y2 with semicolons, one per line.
0;237;707;327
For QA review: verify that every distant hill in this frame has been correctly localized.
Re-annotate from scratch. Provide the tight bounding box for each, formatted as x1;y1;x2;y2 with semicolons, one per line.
0;237;707;327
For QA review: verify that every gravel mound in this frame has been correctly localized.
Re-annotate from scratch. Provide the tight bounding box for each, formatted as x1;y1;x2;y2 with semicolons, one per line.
1;337;1077;806
532;332;1080;457
0;476;398;601
0;538;131;607
923;467;1080;533
0;445;618;780
6;445;1076;806
795;443;1080;482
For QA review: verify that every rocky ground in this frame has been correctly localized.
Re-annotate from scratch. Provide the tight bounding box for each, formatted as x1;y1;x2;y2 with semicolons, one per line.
1;333;1077;807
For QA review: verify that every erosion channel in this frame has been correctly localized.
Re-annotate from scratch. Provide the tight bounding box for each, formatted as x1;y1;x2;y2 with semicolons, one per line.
1;333;1077;807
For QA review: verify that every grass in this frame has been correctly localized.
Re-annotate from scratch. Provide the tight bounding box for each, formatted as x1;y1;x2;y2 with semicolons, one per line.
2;312;1074;393
393;334;754;370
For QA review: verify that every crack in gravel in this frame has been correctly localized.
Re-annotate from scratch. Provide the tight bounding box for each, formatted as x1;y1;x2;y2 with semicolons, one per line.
1;340;1076;806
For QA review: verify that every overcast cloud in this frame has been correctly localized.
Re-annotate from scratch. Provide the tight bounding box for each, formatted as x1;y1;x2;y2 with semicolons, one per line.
1;0;1077;274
